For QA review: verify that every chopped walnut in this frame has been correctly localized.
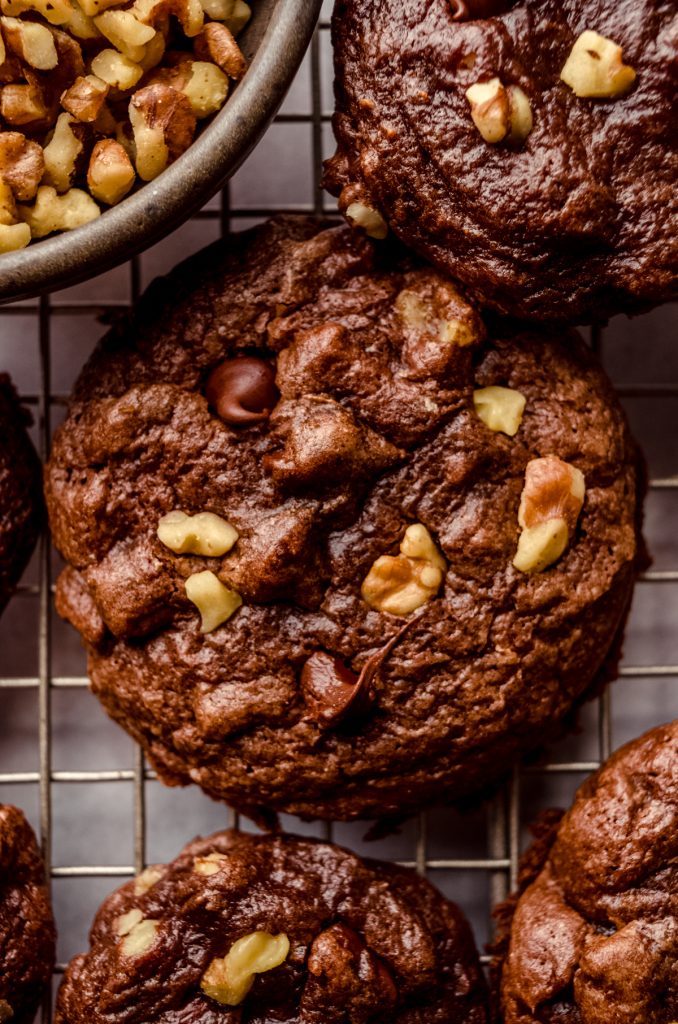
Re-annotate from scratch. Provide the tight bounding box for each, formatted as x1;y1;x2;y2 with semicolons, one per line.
185;570;242;633
87;138;135;204
42;112;86;193
362;523;446;616
396;286;482;348
345;201;388;240
1;81;48;127
1;0;72;24
513;455;585;573
18;184;99;237
157;509;238;557
0;220;30;251
0;131;44;199
200;0;250;33
61;75;109;122
129;83;195;180
193;20;245;78
561;30;636;99
134;865;164;895
201;933;290;1007
119;916;159;957
465;77;533;145
473;386;526;436
194;851;227;876
1;16;57;69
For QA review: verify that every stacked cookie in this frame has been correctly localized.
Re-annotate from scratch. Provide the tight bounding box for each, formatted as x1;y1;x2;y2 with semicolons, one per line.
4;1;676;1021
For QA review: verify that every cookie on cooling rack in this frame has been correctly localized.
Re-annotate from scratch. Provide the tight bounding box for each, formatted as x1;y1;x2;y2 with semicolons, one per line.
0;374;43;614
0;804;56;1024
324;0;678;322
55;828;488;1023
496;719;678;1023
45;215;641;824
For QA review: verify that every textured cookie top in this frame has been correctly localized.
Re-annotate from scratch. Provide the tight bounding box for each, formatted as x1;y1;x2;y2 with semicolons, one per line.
55;829;488;1023
325;0;678;322
0;804;56;1024
501;720;678;1023
0;375;43;614
46;217;640;822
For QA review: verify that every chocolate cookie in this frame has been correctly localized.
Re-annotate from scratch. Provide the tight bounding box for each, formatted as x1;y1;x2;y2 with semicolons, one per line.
0;804;56;1024
45;216;641;823
0;374;43;613
324;0;678;322
498;720;678;1023
55;829;488;1023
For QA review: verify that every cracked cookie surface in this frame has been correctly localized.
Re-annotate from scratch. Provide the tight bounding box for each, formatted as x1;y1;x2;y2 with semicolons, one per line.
46;216;641;822
324;0;678;322
498;720;678;1023
56;829;488;1024
0;804;56;1024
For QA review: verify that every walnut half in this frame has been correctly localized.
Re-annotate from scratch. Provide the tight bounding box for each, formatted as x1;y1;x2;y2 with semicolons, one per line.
513;455;585;574
362;523;446;616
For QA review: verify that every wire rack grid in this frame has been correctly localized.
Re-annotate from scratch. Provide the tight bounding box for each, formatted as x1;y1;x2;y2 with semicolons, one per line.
0;2;677;1016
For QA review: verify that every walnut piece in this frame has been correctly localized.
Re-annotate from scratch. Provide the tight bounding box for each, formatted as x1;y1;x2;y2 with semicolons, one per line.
1;81;48;127
61;74;109;122
90;48;143;89
473;386;526;436
182;61;228;118
465;77;533;145
513;455;585;574
200;0;250;33
560;30;636;99
0;221;30;251
129;83;195;181
1;0;72;24
345;201;388;240
42;112;85;192
1;15;58;68
0;131;44;199
119;916;159;957
194;20;245;78
194;851;227;876
185;570;242;632
93;9;155;62
134;865;164;895
201;932;290;1007
18;184;99;236
362;523;446;616
396;286;481;348
158;510;238;557
87;138;135;204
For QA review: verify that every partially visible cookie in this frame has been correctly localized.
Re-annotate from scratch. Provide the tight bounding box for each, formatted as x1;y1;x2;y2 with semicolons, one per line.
0;805;56;1024
56;829;488;1023
0;374;43;614
498;720;678;1022
325;0;678;322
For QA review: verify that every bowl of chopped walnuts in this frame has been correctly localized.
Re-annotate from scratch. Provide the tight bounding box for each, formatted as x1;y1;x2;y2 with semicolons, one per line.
0;0;322;302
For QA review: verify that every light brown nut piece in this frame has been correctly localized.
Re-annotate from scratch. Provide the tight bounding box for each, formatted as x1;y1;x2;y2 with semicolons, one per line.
42;112;86;192
1;81;48;126
61;74;108;121
129;83;195;180
513;455;586;574
1;16;58;69
132;0;203;38
78;0;121;16
0;177;17;223
0;131;44;199
182;61;228;118
1;0;72;25
64;0;101;39
87;138;135;205
200;0;250;34
561;30;636;99
473;386;526;436
91;48;143;90
119;916;159;957
194;851;227;876
201;933;290;1007
116;908;143;936
18;184;100;237
138;28;165;70
94;10;156;62
0;1000;13;1023
345;201;388;240
0;219;30;250
396;286;482;348
134;865;164;895
466;77;533;145
194;21;245;79
185;570;242;633
158;510;238;556
362;523;446;616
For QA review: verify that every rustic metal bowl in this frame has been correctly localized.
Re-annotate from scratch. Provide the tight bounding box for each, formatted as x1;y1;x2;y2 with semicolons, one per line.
0;0;323;304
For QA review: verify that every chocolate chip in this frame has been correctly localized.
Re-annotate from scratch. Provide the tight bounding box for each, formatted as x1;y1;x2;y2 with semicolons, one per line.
450;0;516;19
301;617;417;730
205;356;278;427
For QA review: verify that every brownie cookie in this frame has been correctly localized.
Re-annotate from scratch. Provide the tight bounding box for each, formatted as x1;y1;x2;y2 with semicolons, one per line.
56;829;488;1023
0;375;42;614
45;216;641;823
0;804;56;1024
498;720;678;1023
324;0;678;322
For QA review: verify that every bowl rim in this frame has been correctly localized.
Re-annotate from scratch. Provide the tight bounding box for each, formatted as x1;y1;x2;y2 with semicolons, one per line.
0;0;323;305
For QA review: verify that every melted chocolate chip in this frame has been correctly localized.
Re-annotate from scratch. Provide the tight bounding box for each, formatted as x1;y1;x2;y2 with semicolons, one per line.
450;0;516;19
205;356;279;427
301;618;416;730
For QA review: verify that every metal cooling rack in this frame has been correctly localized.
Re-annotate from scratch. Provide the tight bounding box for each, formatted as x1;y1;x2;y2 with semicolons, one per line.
0;5;677;1017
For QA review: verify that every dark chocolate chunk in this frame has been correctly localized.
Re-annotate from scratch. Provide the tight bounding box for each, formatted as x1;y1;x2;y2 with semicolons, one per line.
206;356;278;426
